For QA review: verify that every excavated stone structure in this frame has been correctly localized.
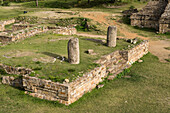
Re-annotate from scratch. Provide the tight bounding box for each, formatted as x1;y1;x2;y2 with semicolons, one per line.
130;0;169;33
159;1;170;33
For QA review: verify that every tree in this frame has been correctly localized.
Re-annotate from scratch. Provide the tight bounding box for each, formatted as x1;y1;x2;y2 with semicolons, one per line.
35;0;38;7
88;0;90;4
1;0;3;5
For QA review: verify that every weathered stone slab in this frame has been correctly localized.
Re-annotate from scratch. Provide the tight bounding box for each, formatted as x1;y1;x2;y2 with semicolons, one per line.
68;38;80;64
107;26;117;47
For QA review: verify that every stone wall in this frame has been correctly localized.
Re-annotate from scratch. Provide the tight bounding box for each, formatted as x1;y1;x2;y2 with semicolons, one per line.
48;26;77;35
22;75;69;105
12;24;36;31
0;19;15;31
69;65;107;104
159;1;170;33
0;26;48;42
130;0;169;32
0;25;77;43
1;40;149;105
120;40;149;64
0;63;32;75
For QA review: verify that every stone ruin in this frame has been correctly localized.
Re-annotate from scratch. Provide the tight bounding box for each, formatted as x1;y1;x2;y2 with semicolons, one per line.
0;19;15;31
107;26;117;47
0;19;77;44
68;38;80;64
130;0;170;33
0;23;150;105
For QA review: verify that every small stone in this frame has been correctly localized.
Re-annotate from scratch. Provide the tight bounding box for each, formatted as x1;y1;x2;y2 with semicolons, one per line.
87;49;94;54
65;79;69;83
124;76;131;78
97;84;104;89
133;39;137;44
24;91;28;94
138;59;143;63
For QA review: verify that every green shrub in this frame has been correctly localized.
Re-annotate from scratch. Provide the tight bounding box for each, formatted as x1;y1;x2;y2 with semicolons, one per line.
1;1;10;6
129;5;135;9
0;68;7;75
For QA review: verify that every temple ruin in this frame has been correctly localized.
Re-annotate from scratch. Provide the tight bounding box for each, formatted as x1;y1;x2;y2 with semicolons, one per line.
130;0;170;33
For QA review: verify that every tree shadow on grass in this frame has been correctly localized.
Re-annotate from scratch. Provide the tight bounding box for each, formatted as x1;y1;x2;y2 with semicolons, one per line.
41;52;68;62
82;38;106;44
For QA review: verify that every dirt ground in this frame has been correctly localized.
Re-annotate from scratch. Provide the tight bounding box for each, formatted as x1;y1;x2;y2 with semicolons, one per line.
79;11;170;62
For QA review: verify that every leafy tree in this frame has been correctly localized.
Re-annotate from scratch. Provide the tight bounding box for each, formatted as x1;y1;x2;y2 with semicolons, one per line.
35;0;38;7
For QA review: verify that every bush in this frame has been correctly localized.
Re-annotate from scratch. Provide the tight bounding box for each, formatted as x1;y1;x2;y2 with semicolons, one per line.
1;1;10;6
129;5;135;9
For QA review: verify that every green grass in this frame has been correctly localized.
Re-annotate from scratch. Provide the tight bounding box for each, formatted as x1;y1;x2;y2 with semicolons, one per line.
164;47;170;50
165;59;170;62
0;53;169;112
0;33;131;82
0;7;22;20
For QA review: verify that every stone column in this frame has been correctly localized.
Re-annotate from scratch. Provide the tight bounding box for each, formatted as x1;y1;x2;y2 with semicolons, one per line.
68;38;80;64
107;26;117;47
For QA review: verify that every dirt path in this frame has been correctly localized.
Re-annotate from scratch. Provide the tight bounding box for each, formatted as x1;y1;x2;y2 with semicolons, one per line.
149;40;170;62
80;11;170;62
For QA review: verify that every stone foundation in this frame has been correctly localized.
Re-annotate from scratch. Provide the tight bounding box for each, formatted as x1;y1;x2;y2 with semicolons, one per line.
48;26;77;35
0;26;48;42
0;19;15;31
1;40;149;105
12;24;36;31
0;26;77;43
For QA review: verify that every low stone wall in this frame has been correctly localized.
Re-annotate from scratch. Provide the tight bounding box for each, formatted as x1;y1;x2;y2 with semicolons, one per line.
22;75;69;105
0;26;48;42
48;26;77;35
2;76;23;88
0;63;32;75
120;40;149;64
12;24;36;31
1;40;149;105
0;25;77;43
69;65;107;104
0;19;15;31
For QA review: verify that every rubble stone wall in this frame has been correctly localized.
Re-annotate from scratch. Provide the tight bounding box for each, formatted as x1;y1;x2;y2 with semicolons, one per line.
48;26;77;35
12;24;36;31
0;26;48;42
0;19;15;31
120;41;149;64
22;75;70;105
1;41;149;105
0;26;77;43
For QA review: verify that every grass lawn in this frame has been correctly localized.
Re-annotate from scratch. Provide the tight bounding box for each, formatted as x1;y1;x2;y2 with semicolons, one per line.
0;7;22;20
0;53;169;113
0;33;131;82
